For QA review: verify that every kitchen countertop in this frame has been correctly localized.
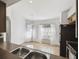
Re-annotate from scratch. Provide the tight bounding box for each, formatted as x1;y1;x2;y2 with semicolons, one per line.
0;48;21;59
0;42;67;59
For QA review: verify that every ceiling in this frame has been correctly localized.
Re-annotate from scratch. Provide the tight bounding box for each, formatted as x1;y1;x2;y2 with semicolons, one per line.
3;0;75;20
1;0;21;6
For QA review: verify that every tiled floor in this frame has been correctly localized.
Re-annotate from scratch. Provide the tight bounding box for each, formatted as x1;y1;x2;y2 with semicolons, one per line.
22;41;60;56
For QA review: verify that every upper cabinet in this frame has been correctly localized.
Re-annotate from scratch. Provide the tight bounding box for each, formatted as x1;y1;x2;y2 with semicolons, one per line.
68;13;76;24
0;1;6;32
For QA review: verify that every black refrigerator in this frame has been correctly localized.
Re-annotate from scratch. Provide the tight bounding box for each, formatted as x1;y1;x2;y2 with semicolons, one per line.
60;23;75;57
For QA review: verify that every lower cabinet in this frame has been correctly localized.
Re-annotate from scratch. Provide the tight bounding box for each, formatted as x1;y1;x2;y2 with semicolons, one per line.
0;1;6;32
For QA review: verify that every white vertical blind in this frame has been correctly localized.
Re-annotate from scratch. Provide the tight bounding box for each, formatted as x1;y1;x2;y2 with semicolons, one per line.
25;24;57;44
26;24;33;41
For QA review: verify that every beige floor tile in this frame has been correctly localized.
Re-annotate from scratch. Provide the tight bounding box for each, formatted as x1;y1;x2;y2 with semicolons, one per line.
22;41;60;56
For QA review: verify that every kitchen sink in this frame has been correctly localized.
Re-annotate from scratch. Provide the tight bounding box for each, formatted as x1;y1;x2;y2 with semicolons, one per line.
24;52;47;59
11;47;30;58
11;47;49;59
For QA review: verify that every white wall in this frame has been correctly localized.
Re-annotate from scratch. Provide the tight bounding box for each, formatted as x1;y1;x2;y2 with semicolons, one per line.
67;0;76;18
6;16;11;43
7;5;26;44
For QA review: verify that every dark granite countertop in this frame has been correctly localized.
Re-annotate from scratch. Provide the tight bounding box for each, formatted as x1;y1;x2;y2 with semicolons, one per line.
0;48;21;59
0;42;67;59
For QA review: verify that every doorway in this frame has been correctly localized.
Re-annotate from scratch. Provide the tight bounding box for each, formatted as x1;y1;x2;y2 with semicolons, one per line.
6;16;11;43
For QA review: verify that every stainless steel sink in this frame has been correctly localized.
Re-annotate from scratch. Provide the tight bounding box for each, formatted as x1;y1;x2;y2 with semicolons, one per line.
24;52;47;59
11;47;30;58
11;47;49;59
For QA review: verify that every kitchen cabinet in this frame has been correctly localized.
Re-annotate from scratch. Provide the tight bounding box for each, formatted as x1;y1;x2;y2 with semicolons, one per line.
68;13;76;24
0;1;6;32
